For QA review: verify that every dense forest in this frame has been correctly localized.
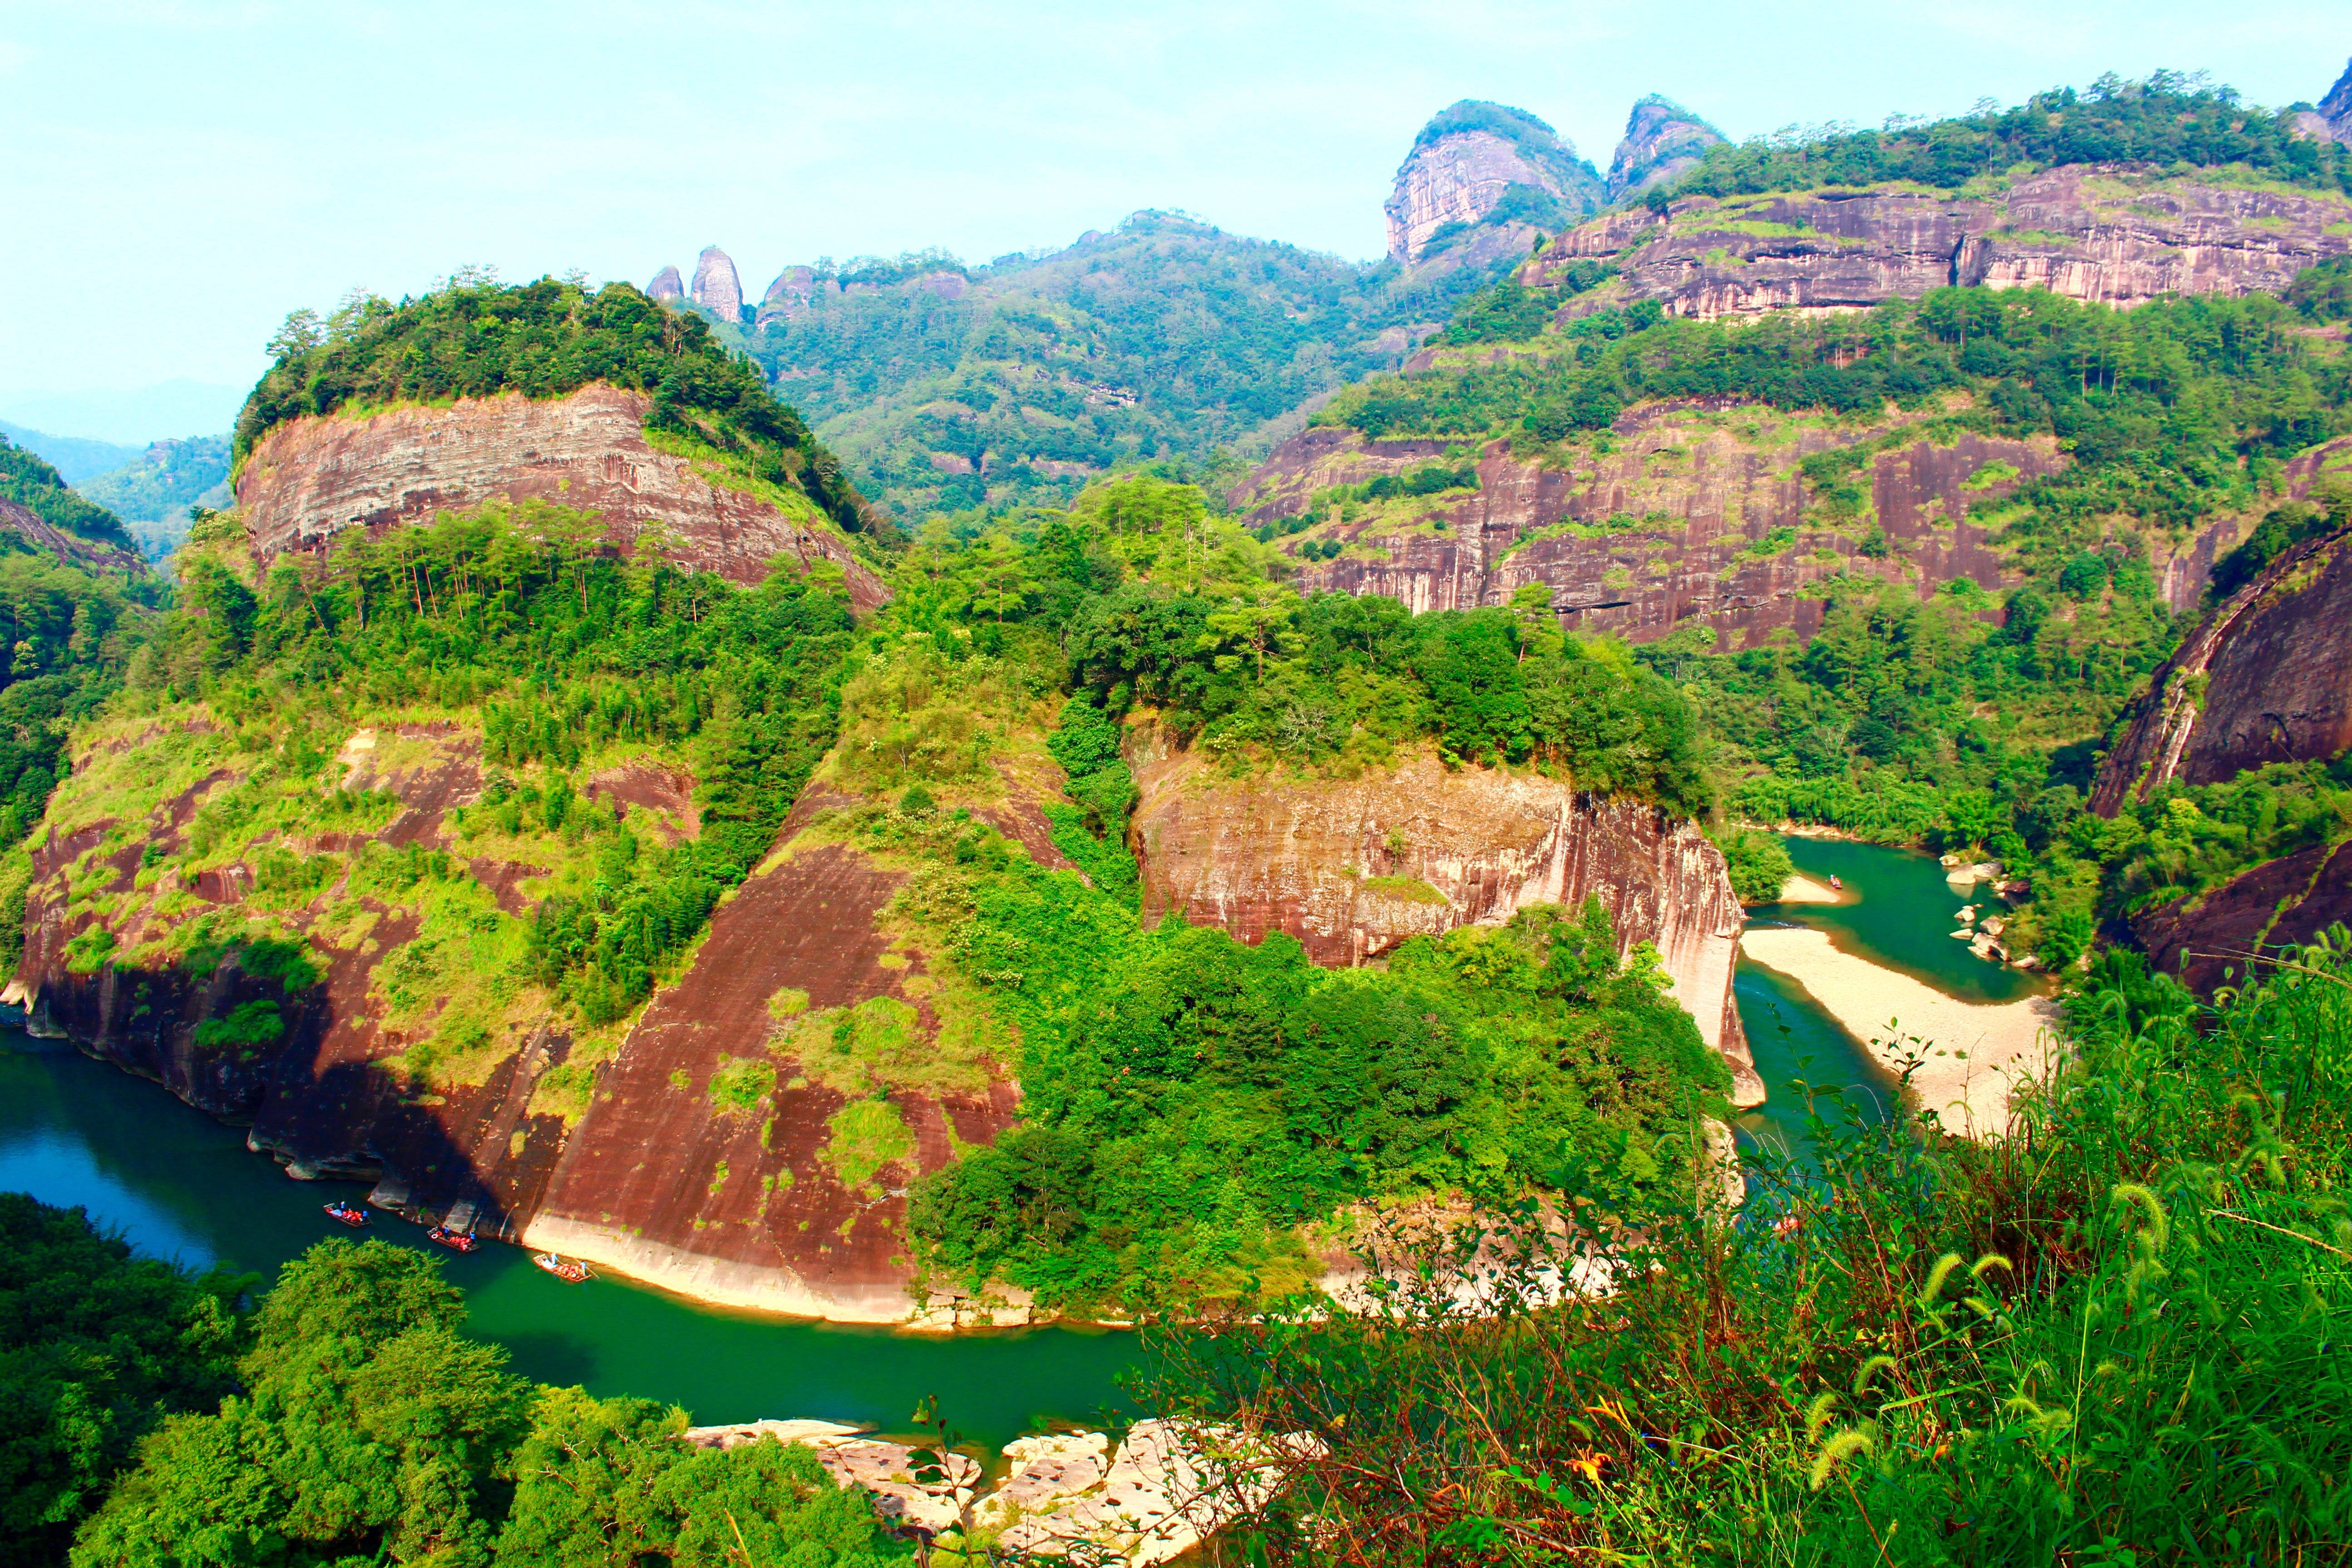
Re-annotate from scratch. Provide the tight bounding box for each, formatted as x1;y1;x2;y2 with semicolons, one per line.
0;437;144;554
13;63;2352;1558
1659;72;2352;202
736;211;1532;519
2;1209;912;1567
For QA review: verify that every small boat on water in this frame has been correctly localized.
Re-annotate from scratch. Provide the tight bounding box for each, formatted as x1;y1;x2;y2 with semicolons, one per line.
1828;874;1842;891
428;1226;479;1254
323;1200;370;1228
534;1252;593;1284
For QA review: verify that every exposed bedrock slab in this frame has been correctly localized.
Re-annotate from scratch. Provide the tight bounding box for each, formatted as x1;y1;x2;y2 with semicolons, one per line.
233;383;889;611
1529;165;2352;318
1129;744;1762;1105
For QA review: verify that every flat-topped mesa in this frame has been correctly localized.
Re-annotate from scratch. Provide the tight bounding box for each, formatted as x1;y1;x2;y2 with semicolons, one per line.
233;384;890;611
1606;94;1725;201
647;265;684;301
1128;741;1764;1107
1385;100;1605;265
1529;165;2352;318
691;245;744;321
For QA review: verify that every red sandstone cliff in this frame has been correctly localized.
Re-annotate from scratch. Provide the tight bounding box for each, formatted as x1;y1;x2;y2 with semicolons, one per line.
1528;166;2352;320
1235;409;2104;646
10;721;580;1237
233;384;890;612
2091;521;2352;814
1128;742;1763;1107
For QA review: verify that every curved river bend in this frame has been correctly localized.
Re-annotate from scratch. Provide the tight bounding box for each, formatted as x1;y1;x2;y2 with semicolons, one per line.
0;838;2034;1447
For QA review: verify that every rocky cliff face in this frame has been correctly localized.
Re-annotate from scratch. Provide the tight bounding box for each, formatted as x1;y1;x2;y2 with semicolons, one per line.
14;721;578;1238
521;783;1075;1319
232;384;889;611
1236;407;2089;645
0;498;146;575
2300;59;2352;147
2128;838;2352;995
2091;516;2352;814
647;265;684;301
691;246;744;321
1128;743;1763;1106
1527;165;2352;318
1385;102;1604;264
1606;95;1725;200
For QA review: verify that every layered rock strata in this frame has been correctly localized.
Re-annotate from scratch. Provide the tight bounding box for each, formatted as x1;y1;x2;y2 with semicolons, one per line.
1527;165;2352;318
1237;409;2087;645
1128;745;1764;1105
232;384;888;611
13;723;577;1240
0;498;147;575
2091;521;2352;813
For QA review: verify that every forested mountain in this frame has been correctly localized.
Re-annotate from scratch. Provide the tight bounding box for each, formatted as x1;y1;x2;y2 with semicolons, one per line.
685;211;1508;520
72;435;231;561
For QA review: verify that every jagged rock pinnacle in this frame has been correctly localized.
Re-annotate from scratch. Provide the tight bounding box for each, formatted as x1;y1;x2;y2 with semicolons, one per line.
1606;95;1727;201
1383;101;1604;264
691;246;744;322
647;265;684;300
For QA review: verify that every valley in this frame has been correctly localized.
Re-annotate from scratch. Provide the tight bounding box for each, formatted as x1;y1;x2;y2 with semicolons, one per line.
5;51;2352;1568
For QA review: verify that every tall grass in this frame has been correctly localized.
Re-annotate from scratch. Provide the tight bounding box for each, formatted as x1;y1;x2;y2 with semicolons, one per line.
1142;931;2352;1564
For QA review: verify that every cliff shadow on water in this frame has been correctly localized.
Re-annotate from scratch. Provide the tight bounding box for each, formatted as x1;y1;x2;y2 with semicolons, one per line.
0;1028;1143;1452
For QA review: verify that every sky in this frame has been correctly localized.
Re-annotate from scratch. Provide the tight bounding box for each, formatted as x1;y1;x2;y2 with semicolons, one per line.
3;0;2346;444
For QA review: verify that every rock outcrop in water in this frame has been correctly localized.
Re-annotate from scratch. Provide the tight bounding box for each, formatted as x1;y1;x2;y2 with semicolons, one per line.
1606;95;1725;200
232;383;889;611
1385;101;1604;265
1526;165;2352;318
1129;739;1763;1105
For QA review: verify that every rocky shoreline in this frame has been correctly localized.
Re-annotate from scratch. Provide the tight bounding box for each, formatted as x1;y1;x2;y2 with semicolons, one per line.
682;1417;1315;1564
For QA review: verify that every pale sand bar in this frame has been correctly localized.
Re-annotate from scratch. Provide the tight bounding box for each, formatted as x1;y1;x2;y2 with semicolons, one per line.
1775;874;1847;904
1740;926;2062;1137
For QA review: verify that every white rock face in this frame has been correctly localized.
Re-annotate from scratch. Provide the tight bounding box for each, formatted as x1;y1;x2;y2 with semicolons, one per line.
691;245;744;321
1385;131;1557;262
647;265;684;300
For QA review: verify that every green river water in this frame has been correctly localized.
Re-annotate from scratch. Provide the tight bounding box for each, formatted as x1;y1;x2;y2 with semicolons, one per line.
0;838;2033;1449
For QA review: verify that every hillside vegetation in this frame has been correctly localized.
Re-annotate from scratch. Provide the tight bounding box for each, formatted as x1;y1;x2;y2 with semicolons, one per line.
11;1222;913;1567
240;276;877;540
1322;262;2352;960
1659;73;2352;204
727;212;1530;519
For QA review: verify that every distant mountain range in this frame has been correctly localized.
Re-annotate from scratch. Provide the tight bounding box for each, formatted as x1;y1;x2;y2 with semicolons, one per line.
642;94;1726;518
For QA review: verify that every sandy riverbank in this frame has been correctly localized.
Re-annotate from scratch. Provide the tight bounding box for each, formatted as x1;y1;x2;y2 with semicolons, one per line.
1775;874;1847;904
1739;926;2062;1137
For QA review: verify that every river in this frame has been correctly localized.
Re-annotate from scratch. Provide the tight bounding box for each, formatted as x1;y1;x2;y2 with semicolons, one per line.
0;837;2026;1447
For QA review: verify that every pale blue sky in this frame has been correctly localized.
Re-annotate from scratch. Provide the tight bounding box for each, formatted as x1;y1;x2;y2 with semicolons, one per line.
4;1;2346;443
